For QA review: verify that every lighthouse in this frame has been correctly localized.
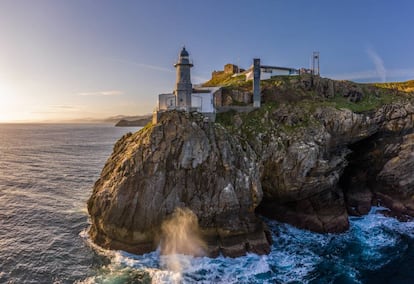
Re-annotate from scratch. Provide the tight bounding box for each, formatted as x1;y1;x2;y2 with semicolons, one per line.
174;47;193;110
153;47;219;124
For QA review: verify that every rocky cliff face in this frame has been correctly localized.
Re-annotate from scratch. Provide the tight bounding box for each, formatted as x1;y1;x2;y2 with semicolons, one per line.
88;76;414;257
341;103;414;220
88;111;271;257
226;100;414;233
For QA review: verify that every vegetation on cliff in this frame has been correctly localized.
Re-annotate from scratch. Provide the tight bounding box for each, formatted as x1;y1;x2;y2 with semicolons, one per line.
202;73;248;87
216;75;413;147
375;80;414;93
218;75;412;113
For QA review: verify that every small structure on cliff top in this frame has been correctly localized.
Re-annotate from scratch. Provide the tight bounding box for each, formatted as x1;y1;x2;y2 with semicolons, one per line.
235;58;299;109
245;63;300;81
153;47;221;123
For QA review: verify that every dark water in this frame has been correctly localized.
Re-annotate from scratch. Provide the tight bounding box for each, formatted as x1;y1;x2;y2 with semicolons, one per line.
0;124;414;284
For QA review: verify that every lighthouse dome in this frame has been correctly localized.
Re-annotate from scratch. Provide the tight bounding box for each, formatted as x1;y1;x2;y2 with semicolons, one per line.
180;47;189;57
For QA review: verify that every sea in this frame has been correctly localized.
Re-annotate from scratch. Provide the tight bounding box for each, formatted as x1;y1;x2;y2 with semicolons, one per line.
1;123;414;284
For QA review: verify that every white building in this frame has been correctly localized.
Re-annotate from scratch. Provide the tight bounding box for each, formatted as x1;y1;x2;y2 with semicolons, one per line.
245;65;299;81
157;93;176;111
191;87;220;114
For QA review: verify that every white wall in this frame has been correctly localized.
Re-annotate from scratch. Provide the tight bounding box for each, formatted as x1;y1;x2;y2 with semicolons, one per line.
261;68;291;79
245;68;294;81
158;93;175;110
265;69;291;76
158;90;216;113
192;92;214;113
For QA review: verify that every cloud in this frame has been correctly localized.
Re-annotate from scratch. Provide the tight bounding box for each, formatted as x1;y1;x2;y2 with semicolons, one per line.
366;48;386;82
77;90;123;96
50;105;79;110
108;58;173;73
31;105;81;114
136;63;173;73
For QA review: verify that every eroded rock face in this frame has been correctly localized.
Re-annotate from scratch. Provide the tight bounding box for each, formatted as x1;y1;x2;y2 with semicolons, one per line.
88;111;271;257
255;108;354;232
221;89;252;106
237;102;414;233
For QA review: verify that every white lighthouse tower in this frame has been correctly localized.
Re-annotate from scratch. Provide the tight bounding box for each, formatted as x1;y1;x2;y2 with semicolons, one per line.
174;47;193;110
153;47;219;124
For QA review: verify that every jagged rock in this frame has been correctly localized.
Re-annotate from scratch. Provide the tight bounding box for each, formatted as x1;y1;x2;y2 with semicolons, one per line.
233;100;414;232
88;111;271;257
255;109;353;232
314;77;335;98
347;90;363;102
300;75;313;91
375;133;414;218
258;187;349;233
221;89;252;106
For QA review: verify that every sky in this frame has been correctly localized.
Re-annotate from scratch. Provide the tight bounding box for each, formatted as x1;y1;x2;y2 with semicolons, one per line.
0;0;413;122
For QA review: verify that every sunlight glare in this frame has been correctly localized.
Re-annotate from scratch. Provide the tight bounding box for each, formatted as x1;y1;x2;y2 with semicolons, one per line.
0;82;18;122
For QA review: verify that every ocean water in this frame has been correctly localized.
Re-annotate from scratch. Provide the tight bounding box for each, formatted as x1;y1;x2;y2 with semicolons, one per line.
1;124;414;284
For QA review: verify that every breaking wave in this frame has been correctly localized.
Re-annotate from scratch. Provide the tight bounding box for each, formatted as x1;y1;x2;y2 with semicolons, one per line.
79;207;414;284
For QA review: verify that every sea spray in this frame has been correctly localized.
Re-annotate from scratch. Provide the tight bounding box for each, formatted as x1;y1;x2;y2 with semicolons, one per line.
159;207;207;274
77;208;414;283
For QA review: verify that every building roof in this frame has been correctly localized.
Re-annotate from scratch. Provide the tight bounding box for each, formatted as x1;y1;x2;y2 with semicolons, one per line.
260;65;298;72
193;86;221;93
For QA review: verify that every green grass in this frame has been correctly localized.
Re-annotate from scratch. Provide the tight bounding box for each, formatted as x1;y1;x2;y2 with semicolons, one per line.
208;75;414;159
140;121;153;132
320;91;396;113
213;76;412;136
203;73;248;87
216;110;238;127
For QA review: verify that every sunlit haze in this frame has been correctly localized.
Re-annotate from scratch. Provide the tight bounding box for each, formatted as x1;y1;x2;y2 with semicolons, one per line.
0;0;413;122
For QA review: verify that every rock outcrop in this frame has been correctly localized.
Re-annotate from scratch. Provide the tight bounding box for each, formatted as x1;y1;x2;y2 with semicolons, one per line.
341;103;414;220
228;101;414;232
88;75;414;257
372;132;414;220
88;111;271;257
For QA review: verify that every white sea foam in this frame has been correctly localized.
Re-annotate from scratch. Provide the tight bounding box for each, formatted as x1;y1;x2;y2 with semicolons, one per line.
77;207;414;284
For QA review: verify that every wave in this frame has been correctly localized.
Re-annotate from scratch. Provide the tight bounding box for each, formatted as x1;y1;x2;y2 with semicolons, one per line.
78;207;414;284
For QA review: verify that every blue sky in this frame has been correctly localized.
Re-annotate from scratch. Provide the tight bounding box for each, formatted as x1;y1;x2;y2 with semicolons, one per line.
0;0;413;122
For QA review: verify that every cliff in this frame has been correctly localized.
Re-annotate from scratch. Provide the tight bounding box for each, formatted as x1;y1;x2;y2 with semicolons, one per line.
88;112;271;257
88;75;414;257
216;75;414;231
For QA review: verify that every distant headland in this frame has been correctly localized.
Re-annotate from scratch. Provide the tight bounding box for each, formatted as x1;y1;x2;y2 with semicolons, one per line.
114;115;151;127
